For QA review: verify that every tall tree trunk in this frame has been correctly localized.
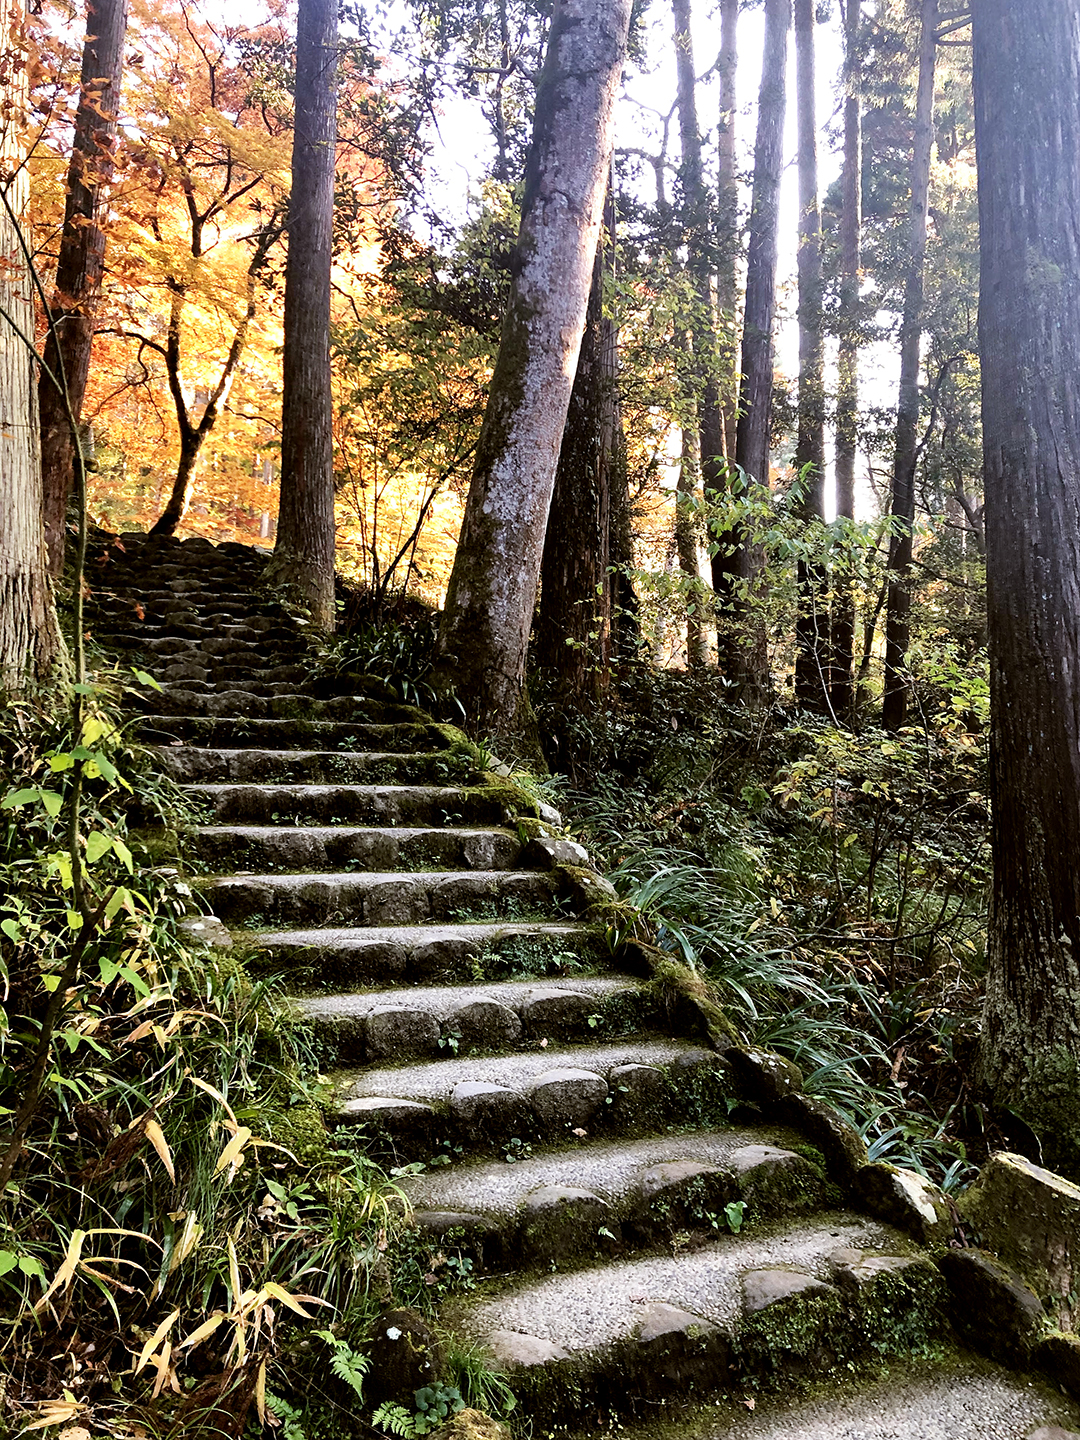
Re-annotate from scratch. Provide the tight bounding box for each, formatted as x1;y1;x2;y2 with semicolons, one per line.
675;423;708;668
0;0;64;693
793;0;828;711
672;0;725;525
715;0;790;691
434;0;633;738
534;222;617;701
882;0;937;732
716;0;739;465
39;0;127;576
265;0;338;630
830;0;861;722
972;0;1080;1169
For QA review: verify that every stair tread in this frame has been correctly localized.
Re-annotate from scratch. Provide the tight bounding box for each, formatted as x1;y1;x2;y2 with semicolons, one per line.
404;1124;810;1217
458;1210;914;1352
335;1037;714;1104
258;920;591;946
293;974;633;1020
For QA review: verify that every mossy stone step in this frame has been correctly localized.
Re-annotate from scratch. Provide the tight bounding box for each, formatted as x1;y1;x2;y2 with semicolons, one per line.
136;689;427;722
331;1038;731;1156
182;781;495;825
296;975;648;1064
201;866;559;927
146;719;451;751
450;1212;945;1422
189;823;524;873
158;748;473;785
248;919;603;987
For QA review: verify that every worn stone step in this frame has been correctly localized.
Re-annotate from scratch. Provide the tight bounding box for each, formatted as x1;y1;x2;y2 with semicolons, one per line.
189;823;524;872
201;866;559;927
135;688;426;722
405;1125;833;1267
144;718;451;752
182;781;493;826
249;919;603;987
157;747;472;785
118;633;306;659
331;1038;729;1157
295;975;648;1064
96;614;292;640
153;665;310;688
448;1212;946;1422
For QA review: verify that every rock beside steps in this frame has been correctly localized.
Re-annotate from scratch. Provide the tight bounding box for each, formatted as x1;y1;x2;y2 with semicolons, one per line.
85;531;1080;1438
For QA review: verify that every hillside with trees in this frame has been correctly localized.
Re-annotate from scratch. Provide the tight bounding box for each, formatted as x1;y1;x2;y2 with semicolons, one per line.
4;0;1080;1435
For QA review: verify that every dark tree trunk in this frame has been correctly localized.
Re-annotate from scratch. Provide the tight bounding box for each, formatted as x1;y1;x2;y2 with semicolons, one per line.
882;0;937;732
793;0;828;711
264;0;339;630
715;0;790;691
716;0;739;466
39;0;127;576
434;0;633;739
534;225;619;701
830;0;861;723
675;423;708;668
972;0;1080;1166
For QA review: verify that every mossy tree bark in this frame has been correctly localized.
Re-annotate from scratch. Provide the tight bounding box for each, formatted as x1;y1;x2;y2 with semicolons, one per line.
972;0;1080;1168
881;0;937;732
716;0;739;467
435;0;633;736
39;0;127;576
715;0;789;691
0;0;64;694
793;0;828;712
264;0;338;631
830;0;861;722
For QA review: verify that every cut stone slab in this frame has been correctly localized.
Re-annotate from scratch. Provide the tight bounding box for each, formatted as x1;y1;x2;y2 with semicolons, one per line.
365;1007;441;1060
961;1152;1080;1330
190;824;523;873
623;1302;729;1400
520;1185;617;1264
1037;1330;1080;1403
728;1143;829;1217
743;1267;839;1314
178;914;233;949
938;1247;1047;1361
450;1081;529;1137
855;1161;953;1246
485;1331;570;1369
526;1067;609;1130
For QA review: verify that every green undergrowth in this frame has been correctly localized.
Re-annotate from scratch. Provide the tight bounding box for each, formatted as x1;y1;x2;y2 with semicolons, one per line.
532;666;993;1191
0;679;512;1440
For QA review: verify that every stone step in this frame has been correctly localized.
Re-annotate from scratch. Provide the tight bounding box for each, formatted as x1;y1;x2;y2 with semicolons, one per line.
331;1038;729;1157
96;614;293;640
449;1211;946;1422
158;748;472;785
145;719;451;752
151;665;310;689
296;975;649;1064
201;866;559;927
117;633;307;658
405;1125;831;1267
189;823;524;872
136;688;426;722
249;919;603;987
182;782;491;825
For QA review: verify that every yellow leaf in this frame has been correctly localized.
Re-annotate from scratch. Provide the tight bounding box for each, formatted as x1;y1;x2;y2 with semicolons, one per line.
178;1311;226;1350
134;1309;180;1375
215;1127;252;1176
150;1339;173;1399
227;1236;242;1307
261;1281;314;1318
34;1230;86;1313
190;1074;238;1128
169;1211;203;1272
144;1119;175;1183
256;1359;267;1425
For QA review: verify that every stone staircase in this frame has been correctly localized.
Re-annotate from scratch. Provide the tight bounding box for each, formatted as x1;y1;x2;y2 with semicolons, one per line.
84;531;1080;1440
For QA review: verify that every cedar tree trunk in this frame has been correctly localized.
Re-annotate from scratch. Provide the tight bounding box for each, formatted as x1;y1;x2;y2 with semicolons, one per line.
831;0;861;722
39;0;127;576
435;0;633;736
882;0;937;732
265;0;338;630
972;0;1080;1167
716;0;739;465
793;0;828;711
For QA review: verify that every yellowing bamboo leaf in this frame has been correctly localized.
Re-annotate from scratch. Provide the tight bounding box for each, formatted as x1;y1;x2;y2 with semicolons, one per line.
170;1211;203;1272
178;1311;226;1349
189;1074;237;1127
256;1359;267;1425
20;1400;84;1434
143;1119;175;1182
262;1283;331;1316
215;1127;252;1176
34;1230;86;1312
150;1339;173;1399
134;1309;180;1375
227;1236;241;1306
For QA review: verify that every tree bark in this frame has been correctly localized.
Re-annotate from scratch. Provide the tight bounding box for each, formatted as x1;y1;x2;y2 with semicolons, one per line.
881;0;937;732
972;0;1080;1168
830;0;861;722
534;222;618;701
265;0;339;630
39;0;127;576
716;0;739;466
793;0;828;711
675;423;708;668
0;0;64;694
434;0;633;737
715;0;790;691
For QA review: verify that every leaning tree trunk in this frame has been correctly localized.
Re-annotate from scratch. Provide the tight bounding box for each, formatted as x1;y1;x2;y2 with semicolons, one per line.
0;0;64;694
39;0;127;577
972;0;1080;1170
264;0;338;630
882;0;937;732
716;0;739;465
831;0;862;722
434;0;633;738
534;223;618;703
715;0;790;691
793;0;828;711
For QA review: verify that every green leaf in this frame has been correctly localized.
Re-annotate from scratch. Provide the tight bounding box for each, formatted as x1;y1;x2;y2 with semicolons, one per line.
1;788;38;809
72;682;96;695
132;669;163;692
66;910;84;932
39;790;64;818
19;1255;46;1286
88;752;119;786
99;956;121;985
0;1252;18;1278
1;920;21;943
104;887;129;921
112;838;134;873
120;966;150;998
85;831;112;863
47;753;75;772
